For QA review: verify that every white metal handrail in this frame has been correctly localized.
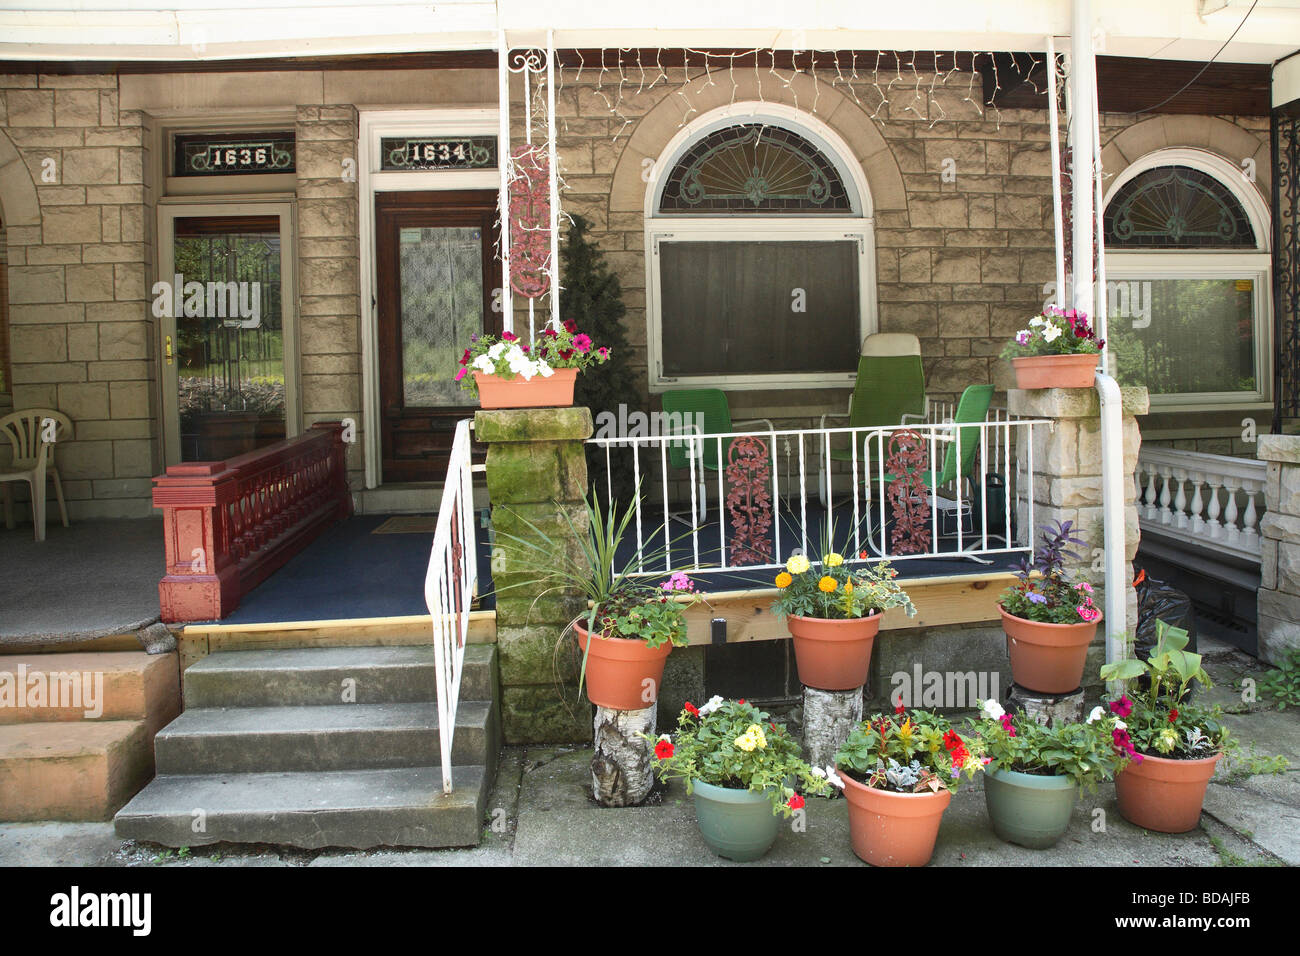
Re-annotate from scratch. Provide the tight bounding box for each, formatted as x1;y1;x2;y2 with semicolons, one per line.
425;418;479;794
588;416;1050;575
1135;446;1267;563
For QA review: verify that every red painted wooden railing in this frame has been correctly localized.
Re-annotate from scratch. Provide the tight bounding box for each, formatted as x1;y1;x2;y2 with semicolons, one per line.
153;422;352;623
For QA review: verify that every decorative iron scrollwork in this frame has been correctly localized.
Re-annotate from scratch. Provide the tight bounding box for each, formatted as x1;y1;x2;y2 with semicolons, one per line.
508;144;551;299
885;429;931;555
724;437;773;566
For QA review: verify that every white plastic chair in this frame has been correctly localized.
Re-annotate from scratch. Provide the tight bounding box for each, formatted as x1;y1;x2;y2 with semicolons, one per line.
1;408;72;542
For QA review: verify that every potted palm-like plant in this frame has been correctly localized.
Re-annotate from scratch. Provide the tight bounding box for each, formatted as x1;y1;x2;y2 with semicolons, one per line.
999;520;1102;694
1000;305;1104;389
970;699;1124;849
1099;620;1234;833
771;541;916;691
832;709;983;866
647;698;832;861
455;321;611;409
492;487;698;710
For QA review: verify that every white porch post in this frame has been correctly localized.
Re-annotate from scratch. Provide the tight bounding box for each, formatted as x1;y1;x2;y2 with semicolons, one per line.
1069;1;1095;321
497;30;514;334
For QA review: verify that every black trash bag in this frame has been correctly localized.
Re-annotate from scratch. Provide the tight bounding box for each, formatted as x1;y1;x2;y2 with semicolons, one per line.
1134;567;1197;661
969;471;1013;546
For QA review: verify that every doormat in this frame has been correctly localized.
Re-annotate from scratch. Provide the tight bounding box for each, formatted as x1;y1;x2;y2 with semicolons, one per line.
371;515;437;535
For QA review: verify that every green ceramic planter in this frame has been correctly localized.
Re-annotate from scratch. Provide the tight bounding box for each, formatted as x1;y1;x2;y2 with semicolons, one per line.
983;766;1079;849
691;779;781;862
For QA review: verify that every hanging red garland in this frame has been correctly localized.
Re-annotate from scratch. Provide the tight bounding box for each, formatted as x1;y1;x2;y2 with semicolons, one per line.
508;144;551;299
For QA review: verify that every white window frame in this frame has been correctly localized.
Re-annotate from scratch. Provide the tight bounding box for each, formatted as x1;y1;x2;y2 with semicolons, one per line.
1102;147;1272;411
644;103;875;393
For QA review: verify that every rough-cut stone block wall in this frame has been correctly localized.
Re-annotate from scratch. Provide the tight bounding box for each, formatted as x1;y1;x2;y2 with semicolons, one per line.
296;104;363;490
1;74;157;518
1258;435;1300;666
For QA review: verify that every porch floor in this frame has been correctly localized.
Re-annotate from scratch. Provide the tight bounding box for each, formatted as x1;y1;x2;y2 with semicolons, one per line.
0;518;164;645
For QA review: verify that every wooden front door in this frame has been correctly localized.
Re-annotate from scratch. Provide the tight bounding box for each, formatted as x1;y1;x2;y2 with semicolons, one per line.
375;190;500;482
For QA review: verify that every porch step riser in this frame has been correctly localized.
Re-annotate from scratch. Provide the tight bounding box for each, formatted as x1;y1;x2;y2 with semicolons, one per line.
183;659;494;709
114;766;487;850
0;653;180;733
0;721;153;822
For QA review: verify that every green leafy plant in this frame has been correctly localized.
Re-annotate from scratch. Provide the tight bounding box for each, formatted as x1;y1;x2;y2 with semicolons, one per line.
454;322;610;395
834;709;984;794
968;698;1124;791
1099;620;1234;761
1000;520;1101;625
1000;305;1104;359
1258;648;1300;711
647;698;831;816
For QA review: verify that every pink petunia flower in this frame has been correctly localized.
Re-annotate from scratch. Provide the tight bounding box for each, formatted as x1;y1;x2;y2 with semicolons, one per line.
573;333;593;353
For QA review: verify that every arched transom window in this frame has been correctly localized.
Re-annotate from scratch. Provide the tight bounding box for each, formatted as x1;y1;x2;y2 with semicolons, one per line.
646;109;874;392
1102;152;1271;408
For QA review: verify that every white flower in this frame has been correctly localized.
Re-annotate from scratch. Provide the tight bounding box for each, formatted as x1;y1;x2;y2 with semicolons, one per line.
824;766;845;790
697;694;725;717
1113;718;1127;731
980;698;1006;721
537;361;554;378
473;355;495;373
1042;323;1062;343
810;766;826;778
658;733;670;742
1086;705;1106;724
487;342;506;360
1029;316;1044;327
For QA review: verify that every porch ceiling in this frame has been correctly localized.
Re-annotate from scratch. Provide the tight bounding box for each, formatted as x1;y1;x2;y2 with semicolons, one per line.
0;0;1295;66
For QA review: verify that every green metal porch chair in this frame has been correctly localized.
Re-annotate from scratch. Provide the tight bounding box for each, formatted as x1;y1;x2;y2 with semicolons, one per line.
661;389;774;523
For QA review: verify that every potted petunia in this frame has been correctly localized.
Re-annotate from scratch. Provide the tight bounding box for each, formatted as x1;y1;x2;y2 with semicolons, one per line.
455;320;610;409
771;544;916;691
647;697;832;861
492;488;698;710
832;708;983;866
1099;620;1234;833
999;520;1101;694
970;698;1124;849
1001;304;1104;389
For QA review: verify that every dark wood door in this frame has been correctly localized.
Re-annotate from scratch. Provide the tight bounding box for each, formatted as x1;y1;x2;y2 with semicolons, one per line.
375;190;500;482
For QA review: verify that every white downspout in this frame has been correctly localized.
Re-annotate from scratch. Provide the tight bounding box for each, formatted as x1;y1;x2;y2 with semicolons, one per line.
1071;0;1127;669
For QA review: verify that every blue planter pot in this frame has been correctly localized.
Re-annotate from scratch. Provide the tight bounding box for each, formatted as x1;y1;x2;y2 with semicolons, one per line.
983;766;1079;849
691;779;781;862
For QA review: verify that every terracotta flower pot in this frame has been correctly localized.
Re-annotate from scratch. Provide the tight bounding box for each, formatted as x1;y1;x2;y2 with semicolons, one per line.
839;767;952;867
474;367;577;409
787;613;881;691
984;766;1078;849
1011;353;1098;389
574;623;672;710
999;605;1098;694
1115;751;1221;833
691;779;782;862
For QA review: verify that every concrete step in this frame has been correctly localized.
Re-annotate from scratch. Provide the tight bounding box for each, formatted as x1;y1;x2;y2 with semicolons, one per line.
115;765;487;849
0;720;153;821
153;700;494;775
0;652;180;734
182;644;495;709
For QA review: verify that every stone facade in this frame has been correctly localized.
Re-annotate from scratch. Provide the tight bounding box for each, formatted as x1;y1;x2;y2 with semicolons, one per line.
1258;434;1300;666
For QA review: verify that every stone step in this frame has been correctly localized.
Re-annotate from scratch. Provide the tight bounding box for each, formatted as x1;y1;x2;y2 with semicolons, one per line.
115;765;487;849
153;700;494;775
0;720;153;821
182;644;495;709
0;652;180;733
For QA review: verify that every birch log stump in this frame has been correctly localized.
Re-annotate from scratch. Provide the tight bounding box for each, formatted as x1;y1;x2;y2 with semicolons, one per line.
802;686;863;773
1008;685;1085;725
591;703;657;807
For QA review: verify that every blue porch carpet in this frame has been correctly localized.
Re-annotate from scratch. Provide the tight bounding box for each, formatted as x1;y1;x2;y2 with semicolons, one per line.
213;496;1021;625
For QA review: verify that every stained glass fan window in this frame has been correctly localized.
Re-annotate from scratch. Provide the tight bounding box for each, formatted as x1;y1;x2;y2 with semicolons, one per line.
1103;165;1255;249
658;124;852;214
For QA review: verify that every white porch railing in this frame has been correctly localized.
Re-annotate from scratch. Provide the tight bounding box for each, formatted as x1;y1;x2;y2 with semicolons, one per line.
424;418;479;794
587;414;1050;574
1135;447;1267;564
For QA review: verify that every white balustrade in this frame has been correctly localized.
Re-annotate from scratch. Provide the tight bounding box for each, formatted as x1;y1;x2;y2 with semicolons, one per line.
1135;447;1267;563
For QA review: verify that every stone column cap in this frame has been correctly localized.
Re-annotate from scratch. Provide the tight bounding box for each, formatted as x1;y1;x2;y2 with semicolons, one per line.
1008;385;1149;419
475;406;594;443
1258;434;1300;464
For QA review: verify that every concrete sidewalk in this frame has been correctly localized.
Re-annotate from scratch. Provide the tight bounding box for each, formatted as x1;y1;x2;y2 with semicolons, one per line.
1;639;1295;867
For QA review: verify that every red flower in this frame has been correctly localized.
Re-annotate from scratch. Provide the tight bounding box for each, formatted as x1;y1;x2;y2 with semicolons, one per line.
942;730;963;751
683;702;698;717
654;739;674;760
563;319;577;333
558;349;574;360
458;349;470;367
787;794;805;811
543;328;558;338
894;700;905;715
1168;708;1179;723
501;331;517;342
738;699;745;705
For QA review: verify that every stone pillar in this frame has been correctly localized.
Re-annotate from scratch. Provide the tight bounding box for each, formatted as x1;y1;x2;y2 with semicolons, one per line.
476;407;594;744
1258;435;1300;666
1007;386;1148;689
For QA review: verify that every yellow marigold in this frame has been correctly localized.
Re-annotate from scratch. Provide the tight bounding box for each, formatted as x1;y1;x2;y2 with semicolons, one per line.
824;552;844;567
818;576;838;593
786;554;811;575
775;571;793;588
